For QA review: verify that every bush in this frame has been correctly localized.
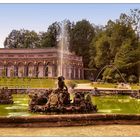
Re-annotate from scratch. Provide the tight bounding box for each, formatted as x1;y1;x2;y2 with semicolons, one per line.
114;73;121;82
128;75;137;83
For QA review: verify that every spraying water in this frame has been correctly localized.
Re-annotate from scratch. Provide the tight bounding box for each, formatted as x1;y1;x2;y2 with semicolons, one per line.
95;64;127;83
58;21;70;77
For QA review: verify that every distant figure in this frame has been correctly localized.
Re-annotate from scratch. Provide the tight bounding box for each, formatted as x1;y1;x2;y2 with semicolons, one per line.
58;76;68;91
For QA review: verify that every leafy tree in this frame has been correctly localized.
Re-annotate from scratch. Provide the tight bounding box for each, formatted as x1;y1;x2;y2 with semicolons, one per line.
94;34;111;68
119;9;140;36
41;22;60;48
4;29;40;48
70;20;95;78
89;14;139;82
114;40;138;68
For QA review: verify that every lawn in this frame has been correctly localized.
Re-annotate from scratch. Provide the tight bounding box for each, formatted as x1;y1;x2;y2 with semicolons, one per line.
0;78;56;88
0;78;139;89
91;82;140;89
0;78;90;88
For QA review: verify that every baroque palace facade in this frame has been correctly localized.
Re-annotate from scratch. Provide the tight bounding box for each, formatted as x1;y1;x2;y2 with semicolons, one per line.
0;48;84;79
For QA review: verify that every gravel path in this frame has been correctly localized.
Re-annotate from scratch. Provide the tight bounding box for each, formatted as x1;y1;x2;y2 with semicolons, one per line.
0;125;140;136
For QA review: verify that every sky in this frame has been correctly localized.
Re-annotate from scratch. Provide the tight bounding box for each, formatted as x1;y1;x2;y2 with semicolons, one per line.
0;3;140;48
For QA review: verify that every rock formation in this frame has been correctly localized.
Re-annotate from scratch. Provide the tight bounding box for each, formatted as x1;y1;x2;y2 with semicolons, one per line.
0;87;13;104
29;89;97;113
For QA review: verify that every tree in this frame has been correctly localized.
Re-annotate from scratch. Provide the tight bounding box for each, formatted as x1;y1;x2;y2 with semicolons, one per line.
40;22;60;48
4;29;40;48
94;34;111;68
120;9;140;36
114;40;138;68
114;39;139;81
89;13;139;82
70;20;95;78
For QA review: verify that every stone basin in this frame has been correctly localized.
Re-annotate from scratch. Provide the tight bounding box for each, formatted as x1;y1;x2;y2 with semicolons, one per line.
0;114;140;127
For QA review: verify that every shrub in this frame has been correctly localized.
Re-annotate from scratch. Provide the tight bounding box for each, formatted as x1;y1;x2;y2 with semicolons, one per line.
128;75;137;83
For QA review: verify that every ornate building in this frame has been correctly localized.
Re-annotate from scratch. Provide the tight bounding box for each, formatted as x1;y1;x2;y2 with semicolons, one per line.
0;48;84;79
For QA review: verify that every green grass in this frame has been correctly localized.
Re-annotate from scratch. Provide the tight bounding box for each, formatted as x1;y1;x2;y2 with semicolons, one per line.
91;82;140;90
92;95;140;114
0;78;139;89
72;80;91;84
0;78;90;88
0;78;56;88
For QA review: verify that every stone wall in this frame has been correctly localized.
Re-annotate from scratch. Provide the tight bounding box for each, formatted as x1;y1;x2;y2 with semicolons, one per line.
0;114;140;127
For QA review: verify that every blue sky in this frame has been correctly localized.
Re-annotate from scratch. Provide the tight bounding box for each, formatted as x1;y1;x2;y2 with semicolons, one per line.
0;3;139;48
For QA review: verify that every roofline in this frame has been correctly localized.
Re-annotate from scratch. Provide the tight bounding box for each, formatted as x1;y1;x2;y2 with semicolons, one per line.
0;47;56;50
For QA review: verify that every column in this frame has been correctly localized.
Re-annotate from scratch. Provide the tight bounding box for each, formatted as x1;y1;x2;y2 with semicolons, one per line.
78;68;81;80
43;64;47;77
51;65;55;77
4;65;7;77
34;64;37;78
54;64;57;77
14;65;18;77
69;67;72;79
24;65;28;77
81;69;84;79
48;65;53;78
73;66;76;79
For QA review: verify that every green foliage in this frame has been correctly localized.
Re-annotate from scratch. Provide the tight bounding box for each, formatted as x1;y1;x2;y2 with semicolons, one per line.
102;68;113;82
114;40;138;68
94;34;111;68
40;22;60;48
70;20;95;68
128;75;137;83
4;29;40;48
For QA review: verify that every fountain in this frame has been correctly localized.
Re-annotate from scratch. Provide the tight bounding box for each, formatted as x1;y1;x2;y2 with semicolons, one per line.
28;22;97;113
0;87;13;104
0;21;139;128
95;65;127;83
29;76;97;113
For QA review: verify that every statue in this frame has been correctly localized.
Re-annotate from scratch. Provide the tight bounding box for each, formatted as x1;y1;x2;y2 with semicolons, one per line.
58;76;68;91
29;76;98;113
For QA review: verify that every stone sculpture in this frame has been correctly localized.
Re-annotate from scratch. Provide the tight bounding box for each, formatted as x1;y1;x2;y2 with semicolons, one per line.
29;76;97;113
0;87;13;104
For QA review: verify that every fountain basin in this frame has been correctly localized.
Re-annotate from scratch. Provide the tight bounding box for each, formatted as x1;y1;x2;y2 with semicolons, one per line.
0;114;140;127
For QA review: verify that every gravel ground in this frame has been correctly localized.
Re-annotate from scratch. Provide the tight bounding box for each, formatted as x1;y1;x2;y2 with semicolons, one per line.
0;125;140;136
